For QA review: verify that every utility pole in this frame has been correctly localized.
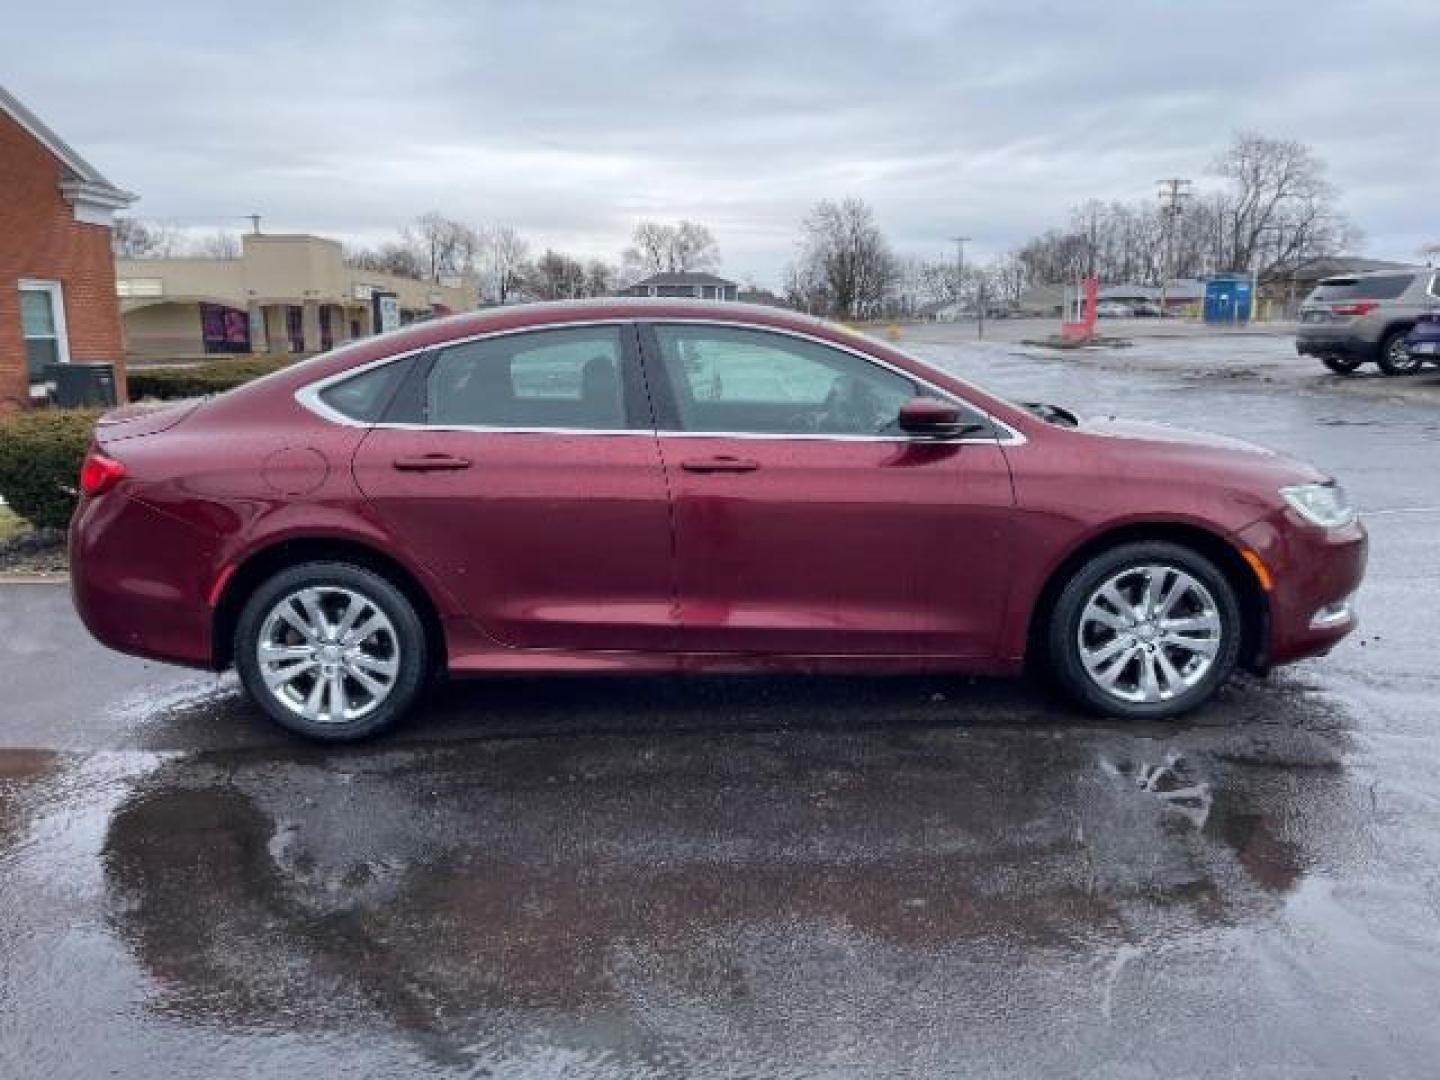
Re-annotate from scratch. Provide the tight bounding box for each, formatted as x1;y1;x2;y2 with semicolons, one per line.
950;236;970;323
1157;178;1191;314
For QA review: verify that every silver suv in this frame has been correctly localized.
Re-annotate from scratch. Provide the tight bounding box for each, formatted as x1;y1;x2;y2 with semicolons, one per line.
1296;268;1440;375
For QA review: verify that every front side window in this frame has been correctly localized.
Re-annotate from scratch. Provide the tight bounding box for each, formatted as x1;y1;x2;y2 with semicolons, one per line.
426;325;630;430
650;324;926;436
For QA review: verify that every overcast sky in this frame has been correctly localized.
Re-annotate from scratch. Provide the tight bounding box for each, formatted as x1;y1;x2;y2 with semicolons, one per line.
6;0;1436;286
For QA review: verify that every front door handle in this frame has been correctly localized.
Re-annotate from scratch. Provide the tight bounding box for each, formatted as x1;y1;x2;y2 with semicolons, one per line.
392;453;472;472
680;455;760;474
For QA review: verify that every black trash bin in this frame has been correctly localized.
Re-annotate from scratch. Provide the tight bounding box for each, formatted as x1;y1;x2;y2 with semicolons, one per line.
47;362;118;409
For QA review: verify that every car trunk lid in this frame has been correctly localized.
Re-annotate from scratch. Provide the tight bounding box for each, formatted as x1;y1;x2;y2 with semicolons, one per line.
94;399;203;444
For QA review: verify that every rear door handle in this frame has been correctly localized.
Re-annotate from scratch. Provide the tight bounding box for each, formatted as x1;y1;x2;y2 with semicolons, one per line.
392;454;472;472
680;455;760;474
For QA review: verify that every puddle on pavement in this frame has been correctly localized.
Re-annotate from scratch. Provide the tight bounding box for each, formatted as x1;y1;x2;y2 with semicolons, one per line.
0;666;1375;1074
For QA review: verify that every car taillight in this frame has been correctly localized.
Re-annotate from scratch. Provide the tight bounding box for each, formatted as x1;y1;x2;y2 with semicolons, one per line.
1331;302;1378;317
79;449;126;497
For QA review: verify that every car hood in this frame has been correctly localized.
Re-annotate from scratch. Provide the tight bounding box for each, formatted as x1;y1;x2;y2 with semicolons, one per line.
1073;415;1329;487
1078;416;1276;455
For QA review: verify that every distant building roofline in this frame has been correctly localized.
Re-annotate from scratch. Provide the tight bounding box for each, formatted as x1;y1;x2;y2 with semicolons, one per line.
628;270;737;288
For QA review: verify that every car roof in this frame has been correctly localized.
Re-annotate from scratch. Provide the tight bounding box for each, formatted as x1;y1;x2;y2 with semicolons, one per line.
291;298;879;378
206;297;1035;434
1317;269;1422;284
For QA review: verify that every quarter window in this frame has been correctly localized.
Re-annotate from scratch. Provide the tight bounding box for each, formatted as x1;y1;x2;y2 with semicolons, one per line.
318;360;409;422
426;326;630;430
650;324;932;436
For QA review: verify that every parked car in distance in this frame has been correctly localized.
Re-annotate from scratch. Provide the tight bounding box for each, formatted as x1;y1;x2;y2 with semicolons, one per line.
1130;301;1164;318
70;299;1367;741
1296;268;1438;375
1095;301;1133;318
1404;312;1440;367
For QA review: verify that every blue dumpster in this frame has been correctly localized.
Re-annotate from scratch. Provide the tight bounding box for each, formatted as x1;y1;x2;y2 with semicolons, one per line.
1203;274;1253;324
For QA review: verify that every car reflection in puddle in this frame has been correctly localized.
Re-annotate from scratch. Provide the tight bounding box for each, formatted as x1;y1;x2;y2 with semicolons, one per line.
94;670;1359;1064
1102;747;1312;894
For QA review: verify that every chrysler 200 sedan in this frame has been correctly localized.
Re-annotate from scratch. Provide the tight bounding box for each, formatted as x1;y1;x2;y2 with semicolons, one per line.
70;300;1366;741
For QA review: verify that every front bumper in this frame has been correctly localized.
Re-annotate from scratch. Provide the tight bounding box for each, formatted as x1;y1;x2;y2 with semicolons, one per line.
1236;510;1368;669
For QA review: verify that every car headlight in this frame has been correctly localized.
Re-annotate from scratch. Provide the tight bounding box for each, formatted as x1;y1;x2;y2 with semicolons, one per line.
1281;482;1356;528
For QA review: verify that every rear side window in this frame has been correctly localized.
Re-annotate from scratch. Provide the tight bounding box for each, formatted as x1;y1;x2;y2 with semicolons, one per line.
317;359;408;422
1309;274;1415;302
425;325;631;430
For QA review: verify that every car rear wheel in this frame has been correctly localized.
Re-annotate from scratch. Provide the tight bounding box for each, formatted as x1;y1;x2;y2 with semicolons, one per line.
1376;329;1422;376
1048;542;1241;720
235;561;428;741
1320;354;1364;375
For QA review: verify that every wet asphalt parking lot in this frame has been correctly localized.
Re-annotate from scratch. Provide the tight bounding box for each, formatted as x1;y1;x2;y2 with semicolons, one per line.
3;324;1439;1078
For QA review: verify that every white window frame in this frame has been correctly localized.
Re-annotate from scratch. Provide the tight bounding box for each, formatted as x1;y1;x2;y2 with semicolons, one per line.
17;279;71;399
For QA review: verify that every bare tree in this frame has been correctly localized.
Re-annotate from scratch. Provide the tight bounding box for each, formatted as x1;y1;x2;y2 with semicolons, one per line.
1211;132;1352;277
584;259;615;297
478;224;530;304
1012;133;1354;289
527;249;588;300
345;241;426;279
193;231;242;259
793;197;898;319
112;216;183;258
403;212;480;282
622;219;721;277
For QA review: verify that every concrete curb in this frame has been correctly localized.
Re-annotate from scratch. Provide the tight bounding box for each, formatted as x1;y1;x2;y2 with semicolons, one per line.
0;573;69;585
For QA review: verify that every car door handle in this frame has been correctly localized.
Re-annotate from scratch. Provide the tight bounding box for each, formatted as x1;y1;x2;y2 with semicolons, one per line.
392;454;472;472
680;455;760;473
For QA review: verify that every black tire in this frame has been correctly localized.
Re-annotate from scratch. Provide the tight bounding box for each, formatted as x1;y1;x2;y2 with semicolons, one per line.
1047;541;1242;721
1320;354;1364;375
234;561;429;741
1376;329;1421;376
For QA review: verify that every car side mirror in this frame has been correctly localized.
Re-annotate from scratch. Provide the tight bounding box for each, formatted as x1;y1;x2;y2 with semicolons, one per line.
897;396;976;437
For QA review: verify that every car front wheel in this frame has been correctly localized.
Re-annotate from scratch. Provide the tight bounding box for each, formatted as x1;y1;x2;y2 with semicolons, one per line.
1048;542;1242;720
235;561;429;741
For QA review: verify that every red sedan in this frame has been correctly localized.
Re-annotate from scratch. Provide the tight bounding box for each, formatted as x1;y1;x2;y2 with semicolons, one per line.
70;300;1366;740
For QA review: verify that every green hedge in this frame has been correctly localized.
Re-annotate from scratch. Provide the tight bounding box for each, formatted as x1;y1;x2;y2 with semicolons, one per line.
128;357;291;400
0;408;104;531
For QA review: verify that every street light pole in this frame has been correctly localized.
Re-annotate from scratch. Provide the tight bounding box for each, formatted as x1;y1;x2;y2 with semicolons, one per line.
1156;178;1190;315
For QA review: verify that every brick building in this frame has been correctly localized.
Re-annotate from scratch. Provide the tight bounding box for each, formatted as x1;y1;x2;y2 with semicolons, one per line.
1;85;135;411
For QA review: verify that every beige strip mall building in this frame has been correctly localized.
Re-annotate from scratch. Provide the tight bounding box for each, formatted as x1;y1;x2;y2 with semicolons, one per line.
117;233;477;362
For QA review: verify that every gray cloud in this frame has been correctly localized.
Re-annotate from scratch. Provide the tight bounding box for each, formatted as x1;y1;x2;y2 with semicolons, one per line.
6;0;1436;284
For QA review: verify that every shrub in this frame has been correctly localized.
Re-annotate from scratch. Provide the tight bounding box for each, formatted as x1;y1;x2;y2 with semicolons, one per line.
128;356;291;400
0;408;104;531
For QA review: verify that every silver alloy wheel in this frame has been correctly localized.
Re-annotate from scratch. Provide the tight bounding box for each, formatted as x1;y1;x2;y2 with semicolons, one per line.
256;586;400;725
1076;564;1222;705
1387;335;1420;372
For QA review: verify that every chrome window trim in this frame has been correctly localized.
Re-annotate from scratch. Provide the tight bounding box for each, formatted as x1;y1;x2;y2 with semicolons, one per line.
294;316;1026;446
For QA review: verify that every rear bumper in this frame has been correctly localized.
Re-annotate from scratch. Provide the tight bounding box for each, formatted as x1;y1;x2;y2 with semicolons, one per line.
1294;333;1376;360
1236;511;1367;668
69;489;219;669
